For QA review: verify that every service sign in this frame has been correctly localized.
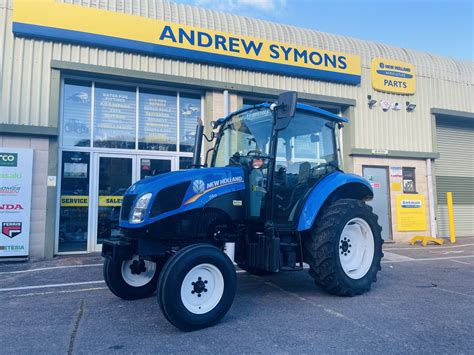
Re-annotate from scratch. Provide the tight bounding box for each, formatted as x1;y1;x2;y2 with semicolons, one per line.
395;194;426;232
371;58;415;94
0;148;33;258
12;0;361;85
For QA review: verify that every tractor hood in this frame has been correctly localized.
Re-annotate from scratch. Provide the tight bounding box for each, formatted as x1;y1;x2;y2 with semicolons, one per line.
120;166;245;228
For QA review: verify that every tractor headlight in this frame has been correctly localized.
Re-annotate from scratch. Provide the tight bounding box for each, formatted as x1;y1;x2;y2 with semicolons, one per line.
129;193;152;224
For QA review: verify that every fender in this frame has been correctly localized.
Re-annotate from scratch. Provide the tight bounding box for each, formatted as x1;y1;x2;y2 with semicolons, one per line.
297;171;373;231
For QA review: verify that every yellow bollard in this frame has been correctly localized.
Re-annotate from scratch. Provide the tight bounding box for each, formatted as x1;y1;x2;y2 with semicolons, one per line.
447;192;456;244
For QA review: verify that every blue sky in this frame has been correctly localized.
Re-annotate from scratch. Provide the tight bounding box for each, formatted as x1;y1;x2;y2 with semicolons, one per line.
174;0;473;61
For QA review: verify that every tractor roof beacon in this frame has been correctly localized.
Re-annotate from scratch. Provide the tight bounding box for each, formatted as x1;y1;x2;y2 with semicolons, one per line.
102;92;384;331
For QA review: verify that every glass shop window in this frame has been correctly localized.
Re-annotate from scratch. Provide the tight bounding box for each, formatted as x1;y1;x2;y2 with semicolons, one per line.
58;151;90;253
179;156;193;170
179;94;201;152
138;89;177;151
62;80;92;147
94;83;136;149
403;167;416;193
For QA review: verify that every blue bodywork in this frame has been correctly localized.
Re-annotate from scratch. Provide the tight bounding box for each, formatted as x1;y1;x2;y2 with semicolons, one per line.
120;167;245;229
296;171;373;231
119;104;371;233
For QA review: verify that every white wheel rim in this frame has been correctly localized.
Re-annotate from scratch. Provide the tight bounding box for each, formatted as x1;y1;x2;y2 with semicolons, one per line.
180;263;224;315
121;255;157;287
339;218;375;280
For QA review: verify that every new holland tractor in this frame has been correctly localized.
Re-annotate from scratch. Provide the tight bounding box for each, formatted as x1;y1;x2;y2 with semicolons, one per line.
102;92;383;331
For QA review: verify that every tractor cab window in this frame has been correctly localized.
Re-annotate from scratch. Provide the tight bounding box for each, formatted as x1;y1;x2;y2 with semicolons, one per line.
214;108;273;167
273;112;338;226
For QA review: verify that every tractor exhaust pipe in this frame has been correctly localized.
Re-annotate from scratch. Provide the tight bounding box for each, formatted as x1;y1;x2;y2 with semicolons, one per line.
192;117;204;167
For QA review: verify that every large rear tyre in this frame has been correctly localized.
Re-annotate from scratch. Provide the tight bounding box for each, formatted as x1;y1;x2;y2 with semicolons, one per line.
104;255;160;300
303;199;383;296
157;244;236;331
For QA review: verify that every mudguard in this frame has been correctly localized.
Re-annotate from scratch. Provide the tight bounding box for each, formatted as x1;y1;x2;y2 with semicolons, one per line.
120;167;245;228
296;171;373;231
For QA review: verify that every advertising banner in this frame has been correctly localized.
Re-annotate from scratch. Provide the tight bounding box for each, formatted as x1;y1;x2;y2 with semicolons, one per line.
396;194;427;232
0;149;33;258
12;0;361;85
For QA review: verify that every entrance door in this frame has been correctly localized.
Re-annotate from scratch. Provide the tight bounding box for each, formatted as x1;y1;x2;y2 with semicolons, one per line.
95;155;135;247
363;166;391;240
91;154;174;251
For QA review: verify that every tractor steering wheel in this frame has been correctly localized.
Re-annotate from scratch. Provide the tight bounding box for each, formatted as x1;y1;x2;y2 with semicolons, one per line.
246;150;263;157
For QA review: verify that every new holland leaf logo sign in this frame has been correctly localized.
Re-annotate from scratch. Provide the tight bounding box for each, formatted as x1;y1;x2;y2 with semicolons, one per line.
12;0;361;85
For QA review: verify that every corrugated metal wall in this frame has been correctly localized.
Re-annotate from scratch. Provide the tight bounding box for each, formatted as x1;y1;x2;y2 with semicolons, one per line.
1;0;473;153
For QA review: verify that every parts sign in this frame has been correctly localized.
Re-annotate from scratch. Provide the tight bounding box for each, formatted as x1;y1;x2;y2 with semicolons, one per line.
0;148;33;258
371;58;415;95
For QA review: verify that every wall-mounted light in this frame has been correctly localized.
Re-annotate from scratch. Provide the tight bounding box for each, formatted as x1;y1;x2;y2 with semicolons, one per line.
406;101;416;112
368;95;377;109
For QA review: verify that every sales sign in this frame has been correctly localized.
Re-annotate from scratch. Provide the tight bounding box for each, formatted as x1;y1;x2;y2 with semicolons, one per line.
12;0;361;85
371;58;415;95
395;194;427;232
0;148;33;258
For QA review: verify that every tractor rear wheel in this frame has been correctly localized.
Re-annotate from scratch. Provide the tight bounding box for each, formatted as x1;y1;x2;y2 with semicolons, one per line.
157;244;236;331
303;199;383;296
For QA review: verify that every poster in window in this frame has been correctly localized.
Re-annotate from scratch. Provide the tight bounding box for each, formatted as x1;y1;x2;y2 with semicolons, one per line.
139;91;177;151
64;163;88;178
180;95;201;152
62;80;92;147
94;84;136;149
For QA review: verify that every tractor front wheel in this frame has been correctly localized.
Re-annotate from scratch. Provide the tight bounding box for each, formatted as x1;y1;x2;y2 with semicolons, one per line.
157;244;236;331
103;255;160;300
303;199;383;296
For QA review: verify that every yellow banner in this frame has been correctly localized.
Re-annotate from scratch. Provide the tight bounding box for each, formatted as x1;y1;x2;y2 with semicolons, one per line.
12;0;361;84
396;194;426;231
98;196;123;207
371;58;415;95
60;195;89;207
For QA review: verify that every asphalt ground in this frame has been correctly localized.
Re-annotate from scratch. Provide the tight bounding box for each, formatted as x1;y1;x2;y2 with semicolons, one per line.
0;238;473;354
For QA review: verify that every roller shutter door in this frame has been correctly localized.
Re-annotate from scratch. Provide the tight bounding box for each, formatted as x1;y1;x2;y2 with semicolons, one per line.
436;119;474;237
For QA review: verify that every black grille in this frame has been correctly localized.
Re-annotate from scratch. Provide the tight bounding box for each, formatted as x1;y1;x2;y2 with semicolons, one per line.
120;194;137;220
150;181;190;218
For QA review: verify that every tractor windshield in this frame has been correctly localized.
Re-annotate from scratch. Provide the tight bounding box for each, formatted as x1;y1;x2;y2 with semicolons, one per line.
213;107;273;167
213;107;338;169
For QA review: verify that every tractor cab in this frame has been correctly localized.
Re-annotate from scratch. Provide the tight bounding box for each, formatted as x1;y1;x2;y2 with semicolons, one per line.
210;100;345;230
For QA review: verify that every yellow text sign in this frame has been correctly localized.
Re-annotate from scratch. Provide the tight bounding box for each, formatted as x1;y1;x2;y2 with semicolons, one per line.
13;0;361;84
371;58;415;95
396;194;426;231
99;196;123;207
60;195;89;207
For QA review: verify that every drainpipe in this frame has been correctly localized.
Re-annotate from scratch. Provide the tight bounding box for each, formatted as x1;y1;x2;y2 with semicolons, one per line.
223;90;230;116
426;158;437;237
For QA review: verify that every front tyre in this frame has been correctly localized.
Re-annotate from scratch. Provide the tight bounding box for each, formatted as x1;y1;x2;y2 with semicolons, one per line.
104;255;160;300
157;244;236;331
303;199;383;296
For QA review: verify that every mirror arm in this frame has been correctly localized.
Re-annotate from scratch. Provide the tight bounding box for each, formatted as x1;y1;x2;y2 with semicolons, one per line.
203;132;215;142
204;147;215;167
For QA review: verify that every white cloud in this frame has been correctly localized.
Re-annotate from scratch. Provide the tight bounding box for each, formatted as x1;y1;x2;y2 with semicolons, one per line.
194;0;287;15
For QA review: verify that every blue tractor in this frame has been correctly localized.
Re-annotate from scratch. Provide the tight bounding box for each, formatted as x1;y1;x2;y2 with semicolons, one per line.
102;92;383;331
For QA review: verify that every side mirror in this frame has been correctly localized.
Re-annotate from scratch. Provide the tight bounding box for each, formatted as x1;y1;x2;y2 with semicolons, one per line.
274;91;297;130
